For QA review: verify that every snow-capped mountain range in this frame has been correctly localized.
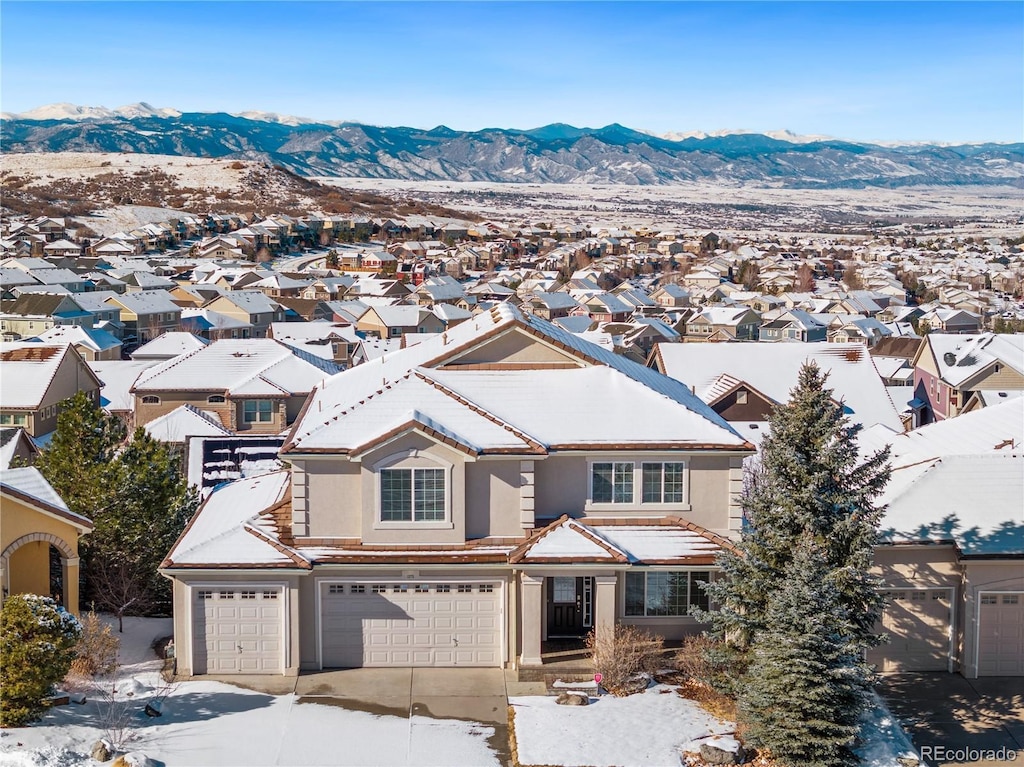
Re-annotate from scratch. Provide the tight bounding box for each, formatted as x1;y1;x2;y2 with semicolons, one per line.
2;103;1021;188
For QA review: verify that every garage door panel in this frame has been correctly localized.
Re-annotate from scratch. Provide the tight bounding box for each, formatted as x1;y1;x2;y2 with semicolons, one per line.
978;594;1024;676
867;589;951;672
192;589;282;675
321;581;502;668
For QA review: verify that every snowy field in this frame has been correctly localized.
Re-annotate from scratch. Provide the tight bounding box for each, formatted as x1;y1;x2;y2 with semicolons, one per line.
2;153;248;191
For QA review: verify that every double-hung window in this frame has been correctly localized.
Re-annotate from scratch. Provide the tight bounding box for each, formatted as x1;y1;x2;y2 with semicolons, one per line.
625;571;710;617
243;399;274;423
380;467;445;522
641;462;686;503
592;462;633;504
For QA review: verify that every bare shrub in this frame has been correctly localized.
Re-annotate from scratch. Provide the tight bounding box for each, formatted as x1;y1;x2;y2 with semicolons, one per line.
69;612;120;679
586;625;664;696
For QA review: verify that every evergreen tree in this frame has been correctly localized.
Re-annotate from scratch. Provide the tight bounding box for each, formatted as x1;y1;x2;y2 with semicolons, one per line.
36;400;199;618
700;363;890;762
33;391;125;519
0;595;81;726
705;362;890;653
741;538;864;767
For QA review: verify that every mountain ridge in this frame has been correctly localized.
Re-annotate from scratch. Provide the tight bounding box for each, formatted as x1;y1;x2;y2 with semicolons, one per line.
2;103;1021;189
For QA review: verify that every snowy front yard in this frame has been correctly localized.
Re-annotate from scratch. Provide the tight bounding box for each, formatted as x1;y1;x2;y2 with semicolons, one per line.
0;616;500;767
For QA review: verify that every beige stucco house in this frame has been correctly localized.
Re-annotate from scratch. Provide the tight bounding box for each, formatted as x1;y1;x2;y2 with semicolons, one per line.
0;343;103;436
161;305;755;675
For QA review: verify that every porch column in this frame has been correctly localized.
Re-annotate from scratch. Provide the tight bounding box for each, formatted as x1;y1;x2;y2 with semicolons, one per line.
519;573;543;667
594;574;617;644
63;556;81;615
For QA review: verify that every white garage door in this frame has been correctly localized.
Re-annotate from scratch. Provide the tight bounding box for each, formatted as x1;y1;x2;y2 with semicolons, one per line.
192;587;282;674
320;581;502;668
868;589;952;672
978;593;1024;676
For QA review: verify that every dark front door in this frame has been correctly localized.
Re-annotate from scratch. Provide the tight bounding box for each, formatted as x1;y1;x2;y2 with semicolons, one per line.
547;576;584;637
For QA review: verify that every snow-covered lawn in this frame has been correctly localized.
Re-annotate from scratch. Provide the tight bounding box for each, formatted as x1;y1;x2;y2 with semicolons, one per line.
0;616;500;767
510;683;919;767
511;684;734;767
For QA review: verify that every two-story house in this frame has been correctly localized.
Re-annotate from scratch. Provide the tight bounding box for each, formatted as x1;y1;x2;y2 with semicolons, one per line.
910;333;1024;425
131;338;341;434
0;343;103;436
202;291;286;339
684;307;761;342
356;305;446;339
160;305;755;675
105;290;183;345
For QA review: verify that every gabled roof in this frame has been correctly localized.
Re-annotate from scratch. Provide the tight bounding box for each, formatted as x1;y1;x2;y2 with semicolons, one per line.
32;324;122;353
921;333;1024;387
131;338;339;394
0;343;99;408
131;331;209;360
655;341;903;432
89;359;163;411
285;305;749;454
144;404;232;443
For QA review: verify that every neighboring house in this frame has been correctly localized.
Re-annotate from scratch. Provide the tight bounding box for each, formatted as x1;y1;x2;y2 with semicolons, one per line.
648;284;691;309
131;331;210;361
202;292;286;339
179;308;253;341
0;466;93;614
131;338;341;434
757;310;827;343
0;293;92;340
650;341;904;437
105;291;183;345
356;305;446;339
910;333;1024;425
522;291;581;321
918;308;983;334
684;307;761;342
160;305;755;676
0;427;39;469
0;343;103;436
859;399;1024;677
32;324;123;361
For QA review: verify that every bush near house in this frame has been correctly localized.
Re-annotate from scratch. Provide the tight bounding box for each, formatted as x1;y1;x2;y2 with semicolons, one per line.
586;625;664;696
0;594;81;727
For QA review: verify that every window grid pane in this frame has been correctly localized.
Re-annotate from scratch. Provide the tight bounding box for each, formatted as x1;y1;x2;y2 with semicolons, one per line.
414;468;445;521
664;463;685;503
613;463;634;503
641;464;662;503
380;469;412;521
592;463;614;503
625;572;645;616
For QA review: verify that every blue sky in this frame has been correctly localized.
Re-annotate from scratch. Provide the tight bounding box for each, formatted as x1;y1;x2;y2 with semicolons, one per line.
2;1;1021;143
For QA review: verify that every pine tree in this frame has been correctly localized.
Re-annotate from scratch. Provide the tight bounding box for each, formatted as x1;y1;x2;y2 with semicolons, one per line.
34;390;126;519
0;595;81;726
741;538;864;767
700;363;890;762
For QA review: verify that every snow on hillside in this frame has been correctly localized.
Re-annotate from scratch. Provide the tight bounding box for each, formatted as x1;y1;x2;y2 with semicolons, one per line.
2;152;246;189
3;102;182;121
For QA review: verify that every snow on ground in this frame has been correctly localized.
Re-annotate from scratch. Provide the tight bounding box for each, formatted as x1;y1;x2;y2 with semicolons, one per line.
2;152;247;190
0;615;499;767
512;684;734;767
511;683;921;767
73;206;188;238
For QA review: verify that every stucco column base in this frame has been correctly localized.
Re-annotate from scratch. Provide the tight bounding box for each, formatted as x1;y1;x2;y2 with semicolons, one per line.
519;573;543;666
594;574;617;643
64;561;80;616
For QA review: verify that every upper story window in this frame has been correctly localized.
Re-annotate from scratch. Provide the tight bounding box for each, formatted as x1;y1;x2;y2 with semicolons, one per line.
141;395;160;405
380;467;445;521
592;462;633;504
0;413;28;426
641;462;686;504
243;400;274;423
591;459;688;507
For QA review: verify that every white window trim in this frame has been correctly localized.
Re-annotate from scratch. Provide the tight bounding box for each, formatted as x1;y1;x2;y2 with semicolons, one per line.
242;399;275;423
586;457;690;512
621;568;713;619
372;449;454;529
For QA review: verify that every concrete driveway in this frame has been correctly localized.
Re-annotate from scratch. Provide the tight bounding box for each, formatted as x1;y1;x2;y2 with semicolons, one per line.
877;673;1023;767
199;668;513;765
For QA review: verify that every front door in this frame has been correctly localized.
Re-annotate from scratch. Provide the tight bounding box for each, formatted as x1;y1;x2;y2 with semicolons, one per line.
547;576;585;637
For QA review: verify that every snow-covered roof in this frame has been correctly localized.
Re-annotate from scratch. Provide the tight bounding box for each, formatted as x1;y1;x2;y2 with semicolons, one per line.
144;404;231;443
131;331;209;360
286;305;748;454
880;453;1023;555
655;342;903;432
32;324;121;352
107;290;181;314
0;466;93;530
0;343;77;408
925;333;1024;387
132;338;339;394
89;359;162;411
163;471;305;568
